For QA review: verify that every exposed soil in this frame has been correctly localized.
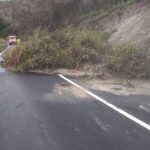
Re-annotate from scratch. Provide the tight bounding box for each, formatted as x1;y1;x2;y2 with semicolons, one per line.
32;68;150;96
53;83;88;98
45;82;88;104
79;0;150;50
86;78;150;96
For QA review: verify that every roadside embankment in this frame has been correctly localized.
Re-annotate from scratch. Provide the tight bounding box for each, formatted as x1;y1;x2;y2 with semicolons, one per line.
2;0;150;79
31;68;150;96
3;27;150;79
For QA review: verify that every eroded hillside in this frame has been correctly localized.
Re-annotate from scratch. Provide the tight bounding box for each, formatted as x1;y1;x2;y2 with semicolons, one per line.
79;0;150;50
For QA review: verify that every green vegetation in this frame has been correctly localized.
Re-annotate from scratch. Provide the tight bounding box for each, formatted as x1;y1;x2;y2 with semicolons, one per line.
80;0;135;20
108;46;150;78
0;18;14;37
80;9;110;20
110;0;135;11
4;28;111;72
4;26;150;78
4;28;150;78
1;0;149;79
0;38;7;52
4;27;150;78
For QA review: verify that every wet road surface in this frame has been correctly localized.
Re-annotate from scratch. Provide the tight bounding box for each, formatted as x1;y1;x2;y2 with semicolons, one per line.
0;69;150;150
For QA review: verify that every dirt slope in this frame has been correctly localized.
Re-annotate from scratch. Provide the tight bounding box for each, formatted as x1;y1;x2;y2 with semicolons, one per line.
79;0;150;50
109;0;150;50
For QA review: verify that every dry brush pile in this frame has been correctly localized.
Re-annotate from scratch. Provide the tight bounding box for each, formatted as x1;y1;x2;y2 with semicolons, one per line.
4;28;111;72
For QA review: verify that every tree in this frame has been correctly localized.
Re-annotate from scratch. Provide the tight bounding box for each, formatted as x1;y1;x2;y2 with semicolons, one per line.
10;0;55;33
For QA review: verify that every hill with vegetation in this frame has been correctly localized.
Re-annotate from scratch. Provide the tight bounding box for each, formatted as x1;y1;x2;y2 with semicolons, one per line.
0;0;150;78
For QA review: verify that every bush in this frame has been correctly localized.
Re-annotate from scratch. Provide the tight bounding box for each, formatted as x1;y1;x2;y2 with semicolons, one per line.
0;18;14;37
4;28;110;72
0;38;7;52
108;46;150;78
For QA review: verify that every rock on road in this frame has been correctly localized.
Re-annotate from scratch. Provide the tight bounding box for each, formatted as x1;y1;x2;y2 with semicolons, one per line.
0;69;150;150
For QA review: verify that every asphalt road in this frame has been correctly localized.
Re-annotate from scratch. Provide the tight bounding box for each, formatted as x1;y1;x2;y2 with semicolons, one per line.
0;68;150;150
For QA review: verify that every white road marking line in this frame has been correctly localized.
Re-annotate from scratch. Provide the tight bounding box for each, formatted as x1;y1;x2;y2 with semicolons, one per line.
58;74;150;131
